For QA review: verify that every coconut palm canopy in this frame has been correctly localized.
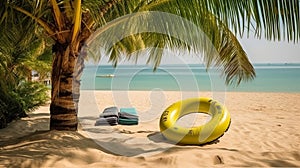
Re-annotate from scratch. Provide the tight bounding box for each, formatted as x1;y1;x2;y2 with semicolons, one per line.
0;0;299;130
0;16;51;85
0;10;51;128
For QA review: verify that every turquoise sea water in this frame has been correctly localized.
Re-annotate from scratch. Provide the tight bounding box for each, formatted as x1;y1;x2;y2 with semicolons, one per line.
81;63;300;92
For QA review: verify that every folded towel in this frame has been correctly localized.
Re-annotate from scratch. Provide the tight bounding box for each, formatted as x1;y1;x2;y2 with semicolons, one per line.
118;118;138;125
95;107;119;126
99;106;119;118
118;112;139;119
95;117;118;126
118;108;139;125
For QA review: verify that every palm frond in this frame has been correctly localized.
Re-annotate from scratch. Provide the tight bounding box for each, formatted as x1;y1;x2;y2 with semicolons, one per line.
106;0;299;84
50;0;64;31
82;0;146;29
105;32;190;68
203;0;300;42
1;0;299;86
0;9;52;84
87;1;256;85
71;0;82;42
216;25;255;85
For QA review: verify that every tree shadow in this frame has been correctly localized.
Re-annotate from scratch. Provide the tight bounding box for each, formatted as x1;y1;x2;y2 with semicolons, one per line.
0;112;119;167
147;131;174;144
0;112;235;167
0;114;49;142
259;159;299;167
79;123;174;157
0;130;116;167
147;131;221;146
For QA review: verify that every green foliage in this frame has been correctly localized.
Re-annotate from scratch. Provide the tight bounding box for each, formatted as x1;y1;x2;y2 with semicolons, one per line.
0;6;51;128
10;82;50;113
2;0;299;85
84;0;299;85
0;83;26;129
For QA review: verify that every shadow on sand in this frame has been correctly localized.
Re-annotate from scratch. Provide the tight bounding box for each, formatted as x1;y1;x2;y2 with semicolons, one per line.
1;113;299;167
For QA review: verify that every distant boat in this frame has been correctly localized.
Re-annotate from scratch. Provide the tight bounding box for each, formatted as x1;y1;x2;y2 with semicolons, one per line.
97;74;115;78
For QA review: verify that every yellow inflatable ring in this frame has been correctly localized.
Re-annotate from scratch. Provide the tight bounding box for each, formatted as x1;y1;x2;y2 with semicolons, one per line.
159;97;231;145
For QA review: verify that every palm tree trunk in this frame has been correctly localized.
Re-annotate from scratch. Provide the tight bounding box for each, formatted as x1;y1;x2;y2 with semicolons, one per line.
50;42;84;131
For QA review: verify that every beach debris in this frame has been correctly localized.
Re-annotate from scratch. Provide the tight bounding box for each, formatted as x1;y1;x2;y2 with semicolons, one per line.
214;155;224;164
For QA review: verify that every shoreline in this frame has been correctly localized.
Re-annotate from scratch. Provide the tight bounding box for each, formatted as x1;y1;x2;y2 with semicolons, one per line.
1;91;300;167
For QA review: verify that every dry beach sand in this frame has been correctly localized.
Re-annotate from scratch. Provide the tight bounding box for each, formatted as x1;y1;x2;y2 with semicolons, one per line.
0;91;300;167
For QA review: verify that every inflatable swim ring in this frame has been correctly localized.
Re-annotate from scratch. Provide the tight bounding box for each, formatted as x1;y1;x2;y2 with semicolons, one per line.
159;97;231;145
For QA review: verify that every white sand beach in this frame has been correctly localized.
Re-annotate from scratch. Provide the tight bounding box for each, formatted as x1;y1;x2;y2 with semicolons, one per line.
0;91;300;167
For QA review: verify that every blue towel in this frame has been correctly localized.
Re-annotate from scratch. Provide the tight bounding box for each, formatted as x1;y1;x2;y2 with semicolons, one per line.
118;108;139;125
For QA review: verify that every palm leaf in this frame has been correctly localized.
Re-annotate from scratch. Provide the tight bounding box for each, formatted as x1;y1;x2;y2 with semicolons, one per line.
71;0;82;42
1;0;299;85
87;1;256;85
50;0;64;31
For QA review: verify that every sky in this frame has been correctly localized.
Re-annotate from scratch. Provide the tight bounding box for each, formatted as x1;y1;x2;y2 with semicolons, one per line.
92;34;300;65
238;36;300;64
158;37;300;65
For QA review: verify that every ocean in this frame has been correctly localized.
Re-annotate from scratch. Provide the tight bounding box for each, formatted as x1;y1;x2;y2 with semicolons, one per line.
81;63;300;92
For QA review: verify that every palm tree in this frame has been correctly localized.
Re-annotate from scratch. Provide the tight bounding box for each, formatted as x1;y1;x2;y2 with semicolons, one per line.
0;10;51;128
0;18;51;85
0;0;299;131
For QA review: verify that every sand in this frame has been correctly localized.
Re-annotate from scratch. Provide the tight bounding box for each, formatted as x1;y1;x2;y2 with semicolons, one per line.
0;91;300;167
